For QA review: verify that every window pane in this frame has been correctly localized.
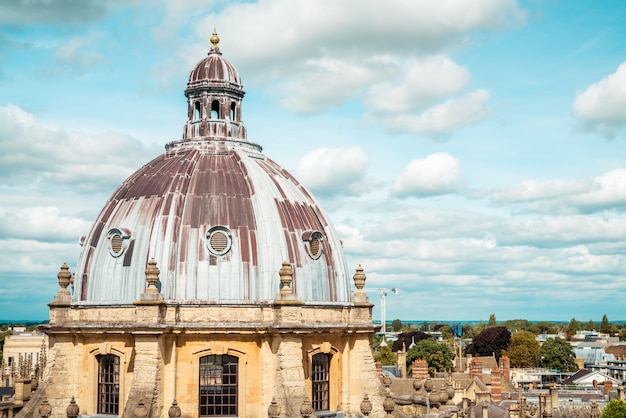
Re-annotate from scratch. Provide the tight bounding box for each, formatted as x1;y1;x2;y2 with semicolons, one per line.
97;354;120;415
312;353;330;411
199;354;238;417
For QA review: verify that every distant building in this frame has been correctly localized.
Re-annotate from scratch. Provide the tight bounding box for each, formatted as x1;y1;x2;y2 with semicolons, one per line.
1;331;46;387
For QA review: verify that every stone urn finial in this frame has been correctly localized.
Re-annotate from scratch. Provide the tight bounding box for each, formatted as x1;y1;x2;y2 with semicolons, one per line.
300;398;314;418
145;258;160;293
66;396;80;418
52;262;73;304
134;399;148;418
267;397;281;418
39;397;52;418
168;399;181;418
353;264;367;293
352;264;370;303
139;258;164;302
279;261;293;295
360;395;373;416
57;262;71;295
383;394;395;417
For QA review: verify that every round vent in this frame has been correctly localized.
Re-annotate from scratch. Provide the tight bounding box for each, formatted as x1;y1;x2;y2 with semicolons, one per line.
206;226;232;256
110;234;123;253
107;228;130;258
303;230;324;260
310;237;321;258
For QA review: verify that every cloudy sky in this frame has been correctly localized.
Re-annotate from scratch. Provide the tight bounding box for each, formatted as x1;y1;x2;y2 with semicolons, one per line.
2;0;626;323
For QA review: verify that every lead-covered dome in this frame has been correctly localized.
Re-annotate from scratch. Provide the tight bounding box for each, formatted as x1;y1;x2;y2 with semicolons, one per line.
187;31;242;89
73;33;351;306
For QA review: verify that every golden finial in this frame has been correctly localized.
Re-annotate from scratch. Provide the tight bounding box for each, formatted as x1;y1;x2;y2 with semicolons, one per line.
210;29;220;53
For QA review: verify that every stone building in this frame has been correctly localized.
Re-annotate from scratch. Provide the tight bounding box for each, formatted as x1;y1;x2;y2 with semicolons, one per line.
18;32;383;418
1;331;46;388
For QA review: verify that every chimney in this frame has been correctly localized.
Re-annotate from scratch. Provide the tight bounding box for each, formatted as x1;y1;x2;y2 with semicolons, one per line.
499;355;510;381
604;380;613;395
470;358;483;381
376;361;383;380
397;347;407;379
550;384;559;408
412;359;429;380
482;403;489;418
491;369;501;403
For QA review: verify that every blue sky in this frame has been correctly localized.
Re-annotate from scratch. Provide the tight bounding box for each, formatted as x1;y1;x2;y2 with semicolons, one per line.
1;0;626;322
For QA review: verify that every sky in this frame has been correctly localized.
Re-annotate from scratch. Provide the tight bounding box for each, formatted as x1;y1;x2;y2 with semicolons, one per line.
1;0;626;323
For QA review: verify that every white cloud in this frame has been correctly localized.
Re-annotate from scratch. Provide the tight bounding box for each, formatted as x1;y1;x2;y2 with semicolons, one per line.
54;33;105;72
573;62;626;138
0;206;91;242
385;90;490;137
492;178;591;204
278;57;385;114
176;0;524;115
295;147;370;196
0;104;161;191
570;169;626;212
492;169;626;214
390;152;461;197
366;55;471;113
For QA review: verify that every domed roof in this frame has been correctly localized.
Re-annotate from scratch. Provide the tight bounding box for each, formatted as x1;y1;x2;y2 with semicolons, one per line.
186;31;242;91
73;34;352;306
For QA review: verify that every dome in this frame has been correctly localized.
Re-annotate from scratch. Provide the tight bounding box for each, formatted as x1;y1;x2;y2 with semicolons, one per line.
73;34;352;306
186;31;242;91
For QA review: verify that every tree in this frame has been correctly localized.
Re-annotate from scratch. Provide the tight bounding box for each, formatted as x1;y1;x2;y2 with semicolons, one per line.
564;318;581;340
539;337;578;372
487;313;497;327
406;338;454;376
392;331;430;352
504;331;540;368
374;344;397;366
601;399;626;418
600;314;618;335
465;326;510;361
534;321;558;335
433;323;454;340
391;319;403;332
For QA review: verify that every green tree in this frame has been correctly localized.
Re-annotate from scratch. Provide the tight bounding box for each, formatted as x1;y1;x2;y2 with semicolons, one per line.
601;399;626;418
391;319;403;332
374;344;397;366
564;318;581;340
465;326;510;361
406;338;454;376
392;331;430;352
600;314;618;335
539;337;578;372
534;321;558;335
487;314;497;327
504;331;539;368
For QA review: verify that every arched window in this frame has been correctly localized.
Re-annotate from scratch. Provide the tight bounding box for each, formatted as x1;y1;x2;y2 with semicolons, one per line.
230;102;236;120
199;354;238;417
312;353;330;411
211;100;220;119
97;354;120;415
194;101;202;121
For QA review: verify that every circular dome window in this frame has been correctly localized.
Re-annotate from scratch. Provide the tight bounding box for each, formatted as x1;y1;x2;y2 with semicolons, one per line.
302;230;324;260
107;228;131;258
206;226;232;256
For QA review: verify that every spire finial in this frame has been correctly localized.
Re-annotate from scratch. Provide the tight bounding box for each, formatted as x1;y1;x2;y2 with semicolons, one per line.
210;29;220;53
